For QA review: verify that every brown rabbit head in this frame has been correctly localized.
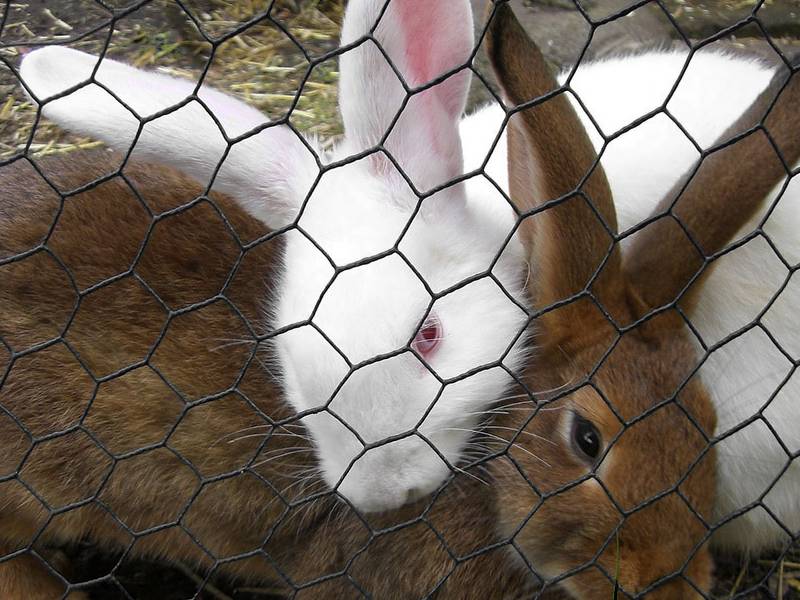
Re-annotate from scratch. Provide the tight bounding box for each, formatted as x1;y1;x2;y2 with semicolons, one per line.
483;3;799;598
491;312;716;598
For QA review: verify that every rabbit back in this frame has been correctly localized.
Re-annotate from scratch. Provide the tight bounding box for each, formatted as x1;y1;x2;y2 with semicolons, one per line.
0;151;308;584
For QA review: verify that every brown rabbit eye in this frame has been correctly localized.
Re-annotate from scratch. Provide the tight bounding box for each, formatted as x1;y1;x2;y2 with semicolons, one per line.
572;414;601;462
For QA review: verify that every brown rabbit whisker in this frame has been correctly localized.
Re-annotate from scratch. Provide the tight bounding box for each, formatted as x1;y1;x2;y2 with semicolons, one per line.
499;378;578;400
252;353;280;380
292;504;320;540
267;472;326;505
458;458;494;472
461;405;534;418
255;460;315;472
212;428;310;449
248;431;311;444
482;425;557;446
267;431;311;440
495;399;566;414
274;428;312;441
461;403;557;419
494;393;536;404
326;504;345;531
280;484;335;540
318;493;350;533
457;458;494;481
458;449;492;463
461;441;494;453
458;447;494;464
272;421;311;434
269;468;322;481
259;478;327;523
522;256;533;291
278;469;323;491
256;445;311;456
223;432;275;445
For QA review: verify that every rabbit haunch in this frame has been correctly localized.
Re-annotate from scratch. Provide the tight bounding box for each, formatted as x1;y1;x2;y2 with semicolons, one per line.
19;0;530;514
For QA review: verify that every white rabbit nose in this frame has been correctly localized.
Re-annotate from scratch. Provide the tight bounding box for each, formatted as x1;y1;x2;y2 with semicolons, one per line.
340;484;410;513
340;478;439;513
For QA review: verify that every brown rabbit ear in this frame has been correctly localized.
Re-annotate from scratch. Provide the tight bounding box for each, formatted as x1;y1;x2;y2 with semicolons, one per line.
484;2;622;332
626;64;800;314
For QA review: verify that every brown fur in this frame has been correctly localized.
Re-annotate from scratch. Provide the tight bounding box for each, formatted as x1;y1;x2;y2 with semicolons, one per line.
0;151;312;589
489;5;620;319
0;551;87;600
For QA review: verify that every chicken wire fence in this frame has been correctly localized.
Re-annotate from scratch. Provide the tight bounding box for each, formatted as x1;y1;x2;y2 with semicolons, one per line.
0;0;799;598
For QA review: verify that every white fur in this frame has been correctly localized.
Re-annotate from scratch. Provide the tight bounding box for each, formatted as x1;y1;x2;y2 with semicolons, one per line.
19;46;317;229
19;0;528;513
274;0;530;512
22;20;800;544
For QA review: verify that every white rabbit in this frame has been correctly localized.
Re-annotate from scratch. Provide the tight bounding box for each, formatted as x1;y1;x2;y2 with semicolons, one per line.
19;0;531;514
21;2;799;551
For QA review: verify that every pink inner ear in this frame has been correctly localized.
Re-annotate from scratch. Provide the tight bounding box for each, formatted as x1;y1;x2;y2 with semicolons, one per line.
389;0;471;115
395;0;436;84
359;0;472;189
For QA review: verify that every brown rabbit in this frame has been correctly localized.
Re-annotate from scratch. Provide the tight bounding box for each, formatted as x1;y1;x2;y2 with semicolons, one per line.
477;3;800;598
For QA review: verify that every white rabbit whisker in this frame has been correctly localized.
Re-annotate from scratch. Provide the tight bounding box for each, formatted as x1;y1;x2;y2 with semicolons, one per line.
211;424;271;445
250;448;315;469
208;338;257;352
451;464;490;486
442;427;551;468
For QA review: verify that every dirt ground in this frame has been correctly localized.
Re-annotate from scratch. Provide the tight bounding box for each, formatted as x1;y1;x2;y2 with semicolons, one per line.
1;0;800;598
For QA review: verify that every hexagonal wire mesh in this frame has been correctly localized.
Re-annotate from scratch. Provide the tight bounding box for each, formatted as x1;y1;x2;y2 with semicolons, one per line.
0;0;799;598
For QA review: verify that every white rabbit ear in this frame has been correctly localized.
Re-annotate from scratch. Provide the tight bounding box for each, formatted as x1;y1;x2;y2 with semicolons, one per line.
19;47;318;230
339;0;473;199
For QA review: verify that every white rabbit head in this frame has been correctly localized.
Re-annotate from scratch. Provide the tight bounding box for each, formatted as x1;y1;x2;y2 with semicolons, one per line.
19;0;530;512
273;0;529;512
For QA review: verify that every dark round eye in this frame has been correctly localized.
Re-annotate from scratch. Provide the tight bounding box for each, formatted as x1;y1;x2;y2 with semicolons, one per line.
572;414;602;462
412;314;442;357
